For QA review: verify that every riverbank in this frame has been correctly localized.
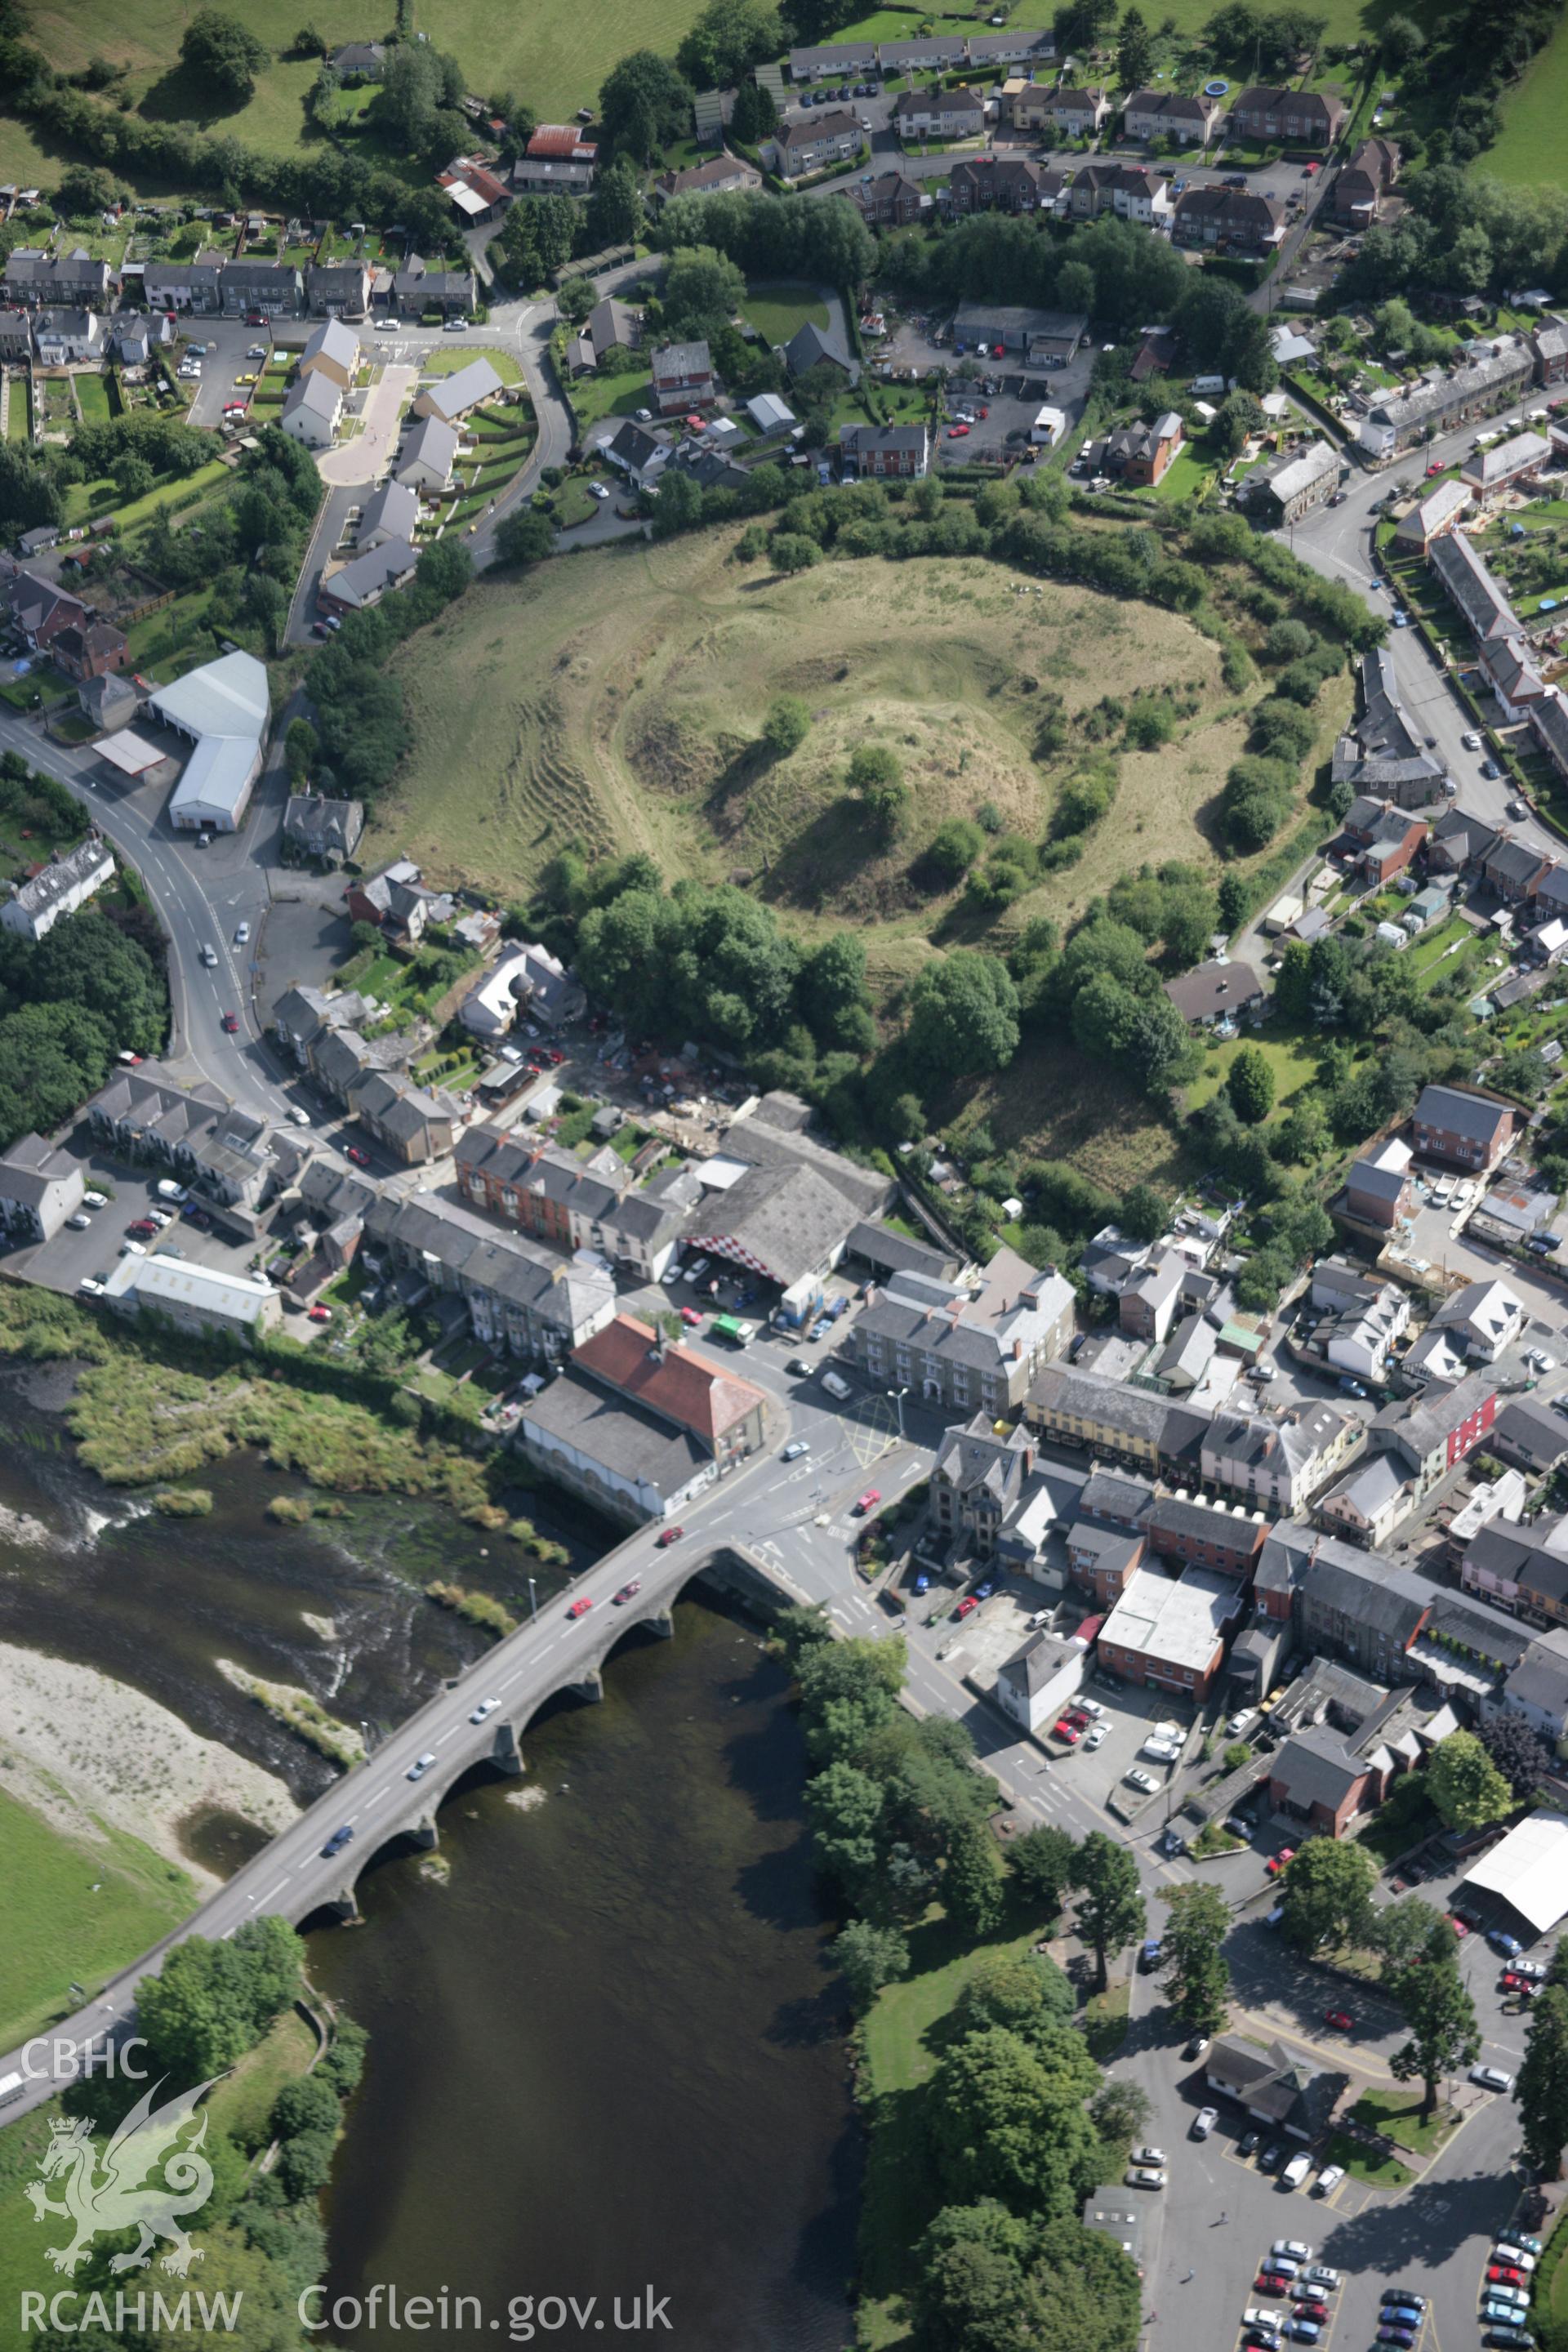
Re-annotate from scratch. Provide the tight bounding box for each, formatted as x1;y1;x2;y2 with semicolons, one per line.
0;1635;297;1878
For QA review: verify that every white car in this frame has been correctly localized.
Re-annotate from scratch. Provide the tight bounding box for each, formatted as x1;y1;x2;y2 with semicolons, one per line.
1150;1719;1182;1743
1314;2165;1344;2195
119;1239;146;1256
1130;2145;1166;2167
1241;2311;1283;2336
1076;1697;1104;1718
1463;729;1483;750
1125;2167;1165;2189
588;483;610;501
289;1107;312;1127
1271;2240;1312;2264
470;1698;501;1723
1142;1738;1180;1763
407;1752;437;1780
444;316;469;331
1191;2106;1217;2138
1495;2247;1538;2273
1125;1767;1158;1793
660;1264;682;1286
1472;2064;1514;2092
1430;1175;1454;1206
234;920;250;943
1281;2153;1312;2189
1083;1724;1107;1749
376;319;398;332
66;1210;91;1230
82;1191;106;1209
1528;1348;1558;1372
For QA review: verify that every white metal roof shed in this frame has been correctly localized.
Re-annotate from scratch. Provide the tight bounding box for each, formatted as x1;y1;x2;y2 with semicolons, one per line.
1463;1811;1568;1936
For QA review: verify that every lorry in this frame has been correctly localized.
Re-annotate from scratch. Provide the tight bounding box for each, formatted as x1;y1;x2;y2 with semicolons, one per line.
710;1314;758;1346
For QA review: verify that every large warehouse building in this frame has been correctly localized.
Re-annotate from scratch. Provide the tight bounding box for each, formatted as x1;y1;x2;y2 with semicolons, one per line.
1462;1811;1568;1940
148;651;270;833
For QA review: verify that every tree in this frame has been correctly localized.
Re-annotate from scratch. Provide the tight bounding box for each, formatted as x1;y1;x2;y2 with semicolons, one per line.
928;2027;1102;2218
1074;1833;1145;1993
926;817;986;884
676;0;786;88
769;530;820;575
1277;1838;1376;1956
1089;2077;1153;2150
1518;1984;1568;2177
599;49;695;161
906;952;1020;1084
947;1820;1009;1935
1374;1897;1455;1973
1226;1045;1275;1125
1477;1710;1553;1803
270;2075;340;2141
1389;1955;1479;2120
761;693;811;760
849;741;910;837
557;275;598;323
493;508;554;567
587;154;644;249
1009;1824;1079;1916
915;2205;1139;2352
1425;1731;1513;1835
1159;1881;1231;2037
136;1918;303;2086
179;9;270;103
284;716;317;786
957;1951;1076;2038
1116;4;1155;86
832;1920;911;2011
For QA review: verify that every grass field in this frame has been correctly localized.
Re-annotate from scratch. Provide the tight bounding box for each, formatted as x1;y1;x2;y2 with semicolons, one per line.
0;1782;195;2050
1347;2085;1458;2156
1486;12;1568;188
24;0;717;163
742;281;830;344
422;345;524;385
205;2007;318;2154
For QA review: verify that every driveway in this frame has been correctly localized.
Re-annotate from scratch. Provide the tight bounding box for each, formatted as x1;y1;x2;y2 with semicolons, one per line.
318;363;416;488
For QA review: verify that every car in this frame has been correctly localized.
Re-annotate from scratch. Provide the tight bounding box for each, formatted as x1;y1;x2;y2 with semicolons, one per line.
1257;2276;1295;2299
1083;1722;1108;1748
911;1571;930;1595
1226;1815;1255;1841
854;1489;882;1515
1272;2241;1312;2265
1490;2284;1531;2308
947;424;969;438
1513;1962;1548;1984
1054;1720;1080;1744
612;1579;642;1605
1142;1738;1179;1762
1292;2298;1329;2322
1382;2289;1427;2313
306;1304;332;1324
1191;2105;1217;2137
470;1697;501;1722
1259;2141;1283;2168
444;315;469;331
1245;2326;1285;2350
1267;1846;1297;1876
686;1255;710;1282
119;1238;148;1258
1239;2130;1263;2158
290;1107;312;1128
782;1440;810;1460
1301;2267;1339;2292
1490;2267;1527;2288
1125;2164;1165;2188
247;344;267;359
655;1526;684;1548
1482;757;1502;779
1125;1767;1158;1793
1323;2008;1352;2030
181;1205;211;1229
1448;1911;1470;1936
1490;1929;1525;1958
345;1145;370;1167
65;1209;91;1230
955;1595;978;1619
1313;2165;1343;2195
407;1753;436;1780
1129;2145;1166;2167
322;1824;354;1857
1383;2306;1424;2328
1504;2235;1544;2256
565;1597;595;1622
1377;2330;1414;2349
1484;2333;1536;2351
1065;1709;1091;1731
678;1306;704;1328
220;1012;239;1032
234;921;250;944
1243;2308;1283;2333
1426;461;1444;476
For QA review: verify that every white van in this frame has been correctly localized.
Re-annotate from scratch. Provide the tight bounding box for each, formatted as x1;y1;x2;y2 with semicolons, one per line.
1282;2153;1312;2189
821;1370;852;1401
155;1180;188;1204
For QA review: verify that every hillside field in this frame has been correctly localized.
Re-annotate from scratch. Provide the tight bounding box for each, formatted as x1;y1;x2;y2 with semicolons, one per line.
1486;14;1568;189
25;0;714;159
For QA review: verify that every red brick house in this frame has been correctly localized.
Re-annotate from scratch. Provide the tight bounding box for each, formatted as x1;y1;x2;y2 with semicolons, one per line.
849;171;927;225
1268;1725;1389;1836
1410;1085;1517;1174
1146;1494;1267;1579
49;617;128;684
650;338;715;416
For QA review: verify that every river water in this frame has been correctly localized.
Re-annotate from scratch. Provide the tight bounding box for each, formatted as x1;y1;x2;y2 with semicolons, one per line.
0;1368;858;2352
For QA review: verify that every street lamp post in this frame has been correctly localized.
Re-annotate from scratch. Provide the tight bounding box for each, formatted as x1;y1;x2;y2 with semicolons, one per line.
528;1577;537;1621
888;1385;909;1439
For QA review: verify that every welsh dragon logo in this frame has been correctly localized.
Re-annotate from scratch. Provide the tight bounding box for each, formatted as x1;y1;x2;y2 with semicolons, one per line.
24;2078;218;2278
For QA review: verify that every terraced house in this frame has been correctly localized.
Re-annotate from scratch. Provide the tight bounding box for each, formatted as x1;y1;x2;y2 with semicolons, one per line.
1121;87;1220;144
850;1250;1076;1416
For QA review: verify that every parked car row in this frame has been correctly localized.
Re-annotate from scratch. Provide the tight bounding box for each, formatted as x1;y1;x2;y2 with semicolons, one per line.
1480;2229;1541;2349
1243;2244;1340;2348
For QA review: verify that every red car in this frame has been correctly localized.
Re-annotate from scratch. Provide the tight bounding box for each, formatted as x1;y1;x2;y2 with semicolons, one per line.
1257;2275;1294;2298
1066;1709;1090;1730
128;1218;158;1239
1490;2266;1526;2287
546;1046;564;1066
220;1011;239;1032
307;1305;332;1323
657;1525;684;1548
345;1144;370;1167
566;1596;594;1619
1449;1913;1470;1936
955;1595;978;1618
854;1489;882;1515
1053;1721;1080;1744
612;1579;642;1604
1266;1846;1297;1877
977;405;990;419
679;1307;703;1326
1324;2009;1353;2031
947;423;969;439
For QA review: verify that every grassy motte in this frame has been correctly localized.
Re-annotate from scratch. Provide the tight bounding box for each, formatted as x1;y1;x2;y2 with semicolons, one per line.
0;1784;195;2048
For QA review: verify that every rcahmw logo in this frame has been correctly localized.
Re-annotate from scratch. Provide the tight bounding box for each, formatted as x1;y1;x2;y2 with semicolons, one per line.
22;2077;218;2280
20;2292;243;2336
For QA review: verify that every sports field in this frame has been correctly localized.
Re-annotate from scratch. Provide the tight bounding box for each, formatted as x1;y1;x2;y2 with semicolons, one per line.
27;0;715;158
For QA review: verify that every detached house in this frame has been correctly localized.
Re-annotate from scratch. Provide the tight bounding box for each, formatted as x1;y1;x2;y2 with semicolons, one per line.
650;339;715;415
1229;86;1345;146
892;86;985;144
1173;184;1285;252
1104;409;1183;486
768;108;862;176
1334;136;1399;228
1411;1084;1518;1173
839;422;929;479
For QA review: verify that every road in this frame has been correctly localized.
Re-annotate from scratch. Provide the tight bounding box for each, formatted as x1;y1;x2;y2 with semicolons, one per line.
1290;401;1561;860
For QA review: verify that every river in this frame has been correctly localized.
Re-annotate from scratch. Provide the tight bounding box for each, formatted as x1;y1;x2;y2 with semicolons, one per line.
0;1367;858;2352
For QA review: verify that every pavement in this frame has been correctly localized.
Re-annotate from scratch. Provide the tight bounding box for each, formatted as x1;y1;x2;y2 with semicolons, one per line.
317;361;416;487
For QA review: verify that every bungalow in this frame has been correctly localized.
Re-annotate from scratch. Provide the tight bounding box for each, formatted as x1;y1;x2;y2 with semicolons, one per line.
1122;87;1220;145
768;108;862;177
653;153;762;205
331;41;385;76
839;422;928;479
650;339;715;416
782;319;858;384
280;369;341;449
412;355;504;425
1229;86;1346;146
318;536;418;616
1163;960;1266;1029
